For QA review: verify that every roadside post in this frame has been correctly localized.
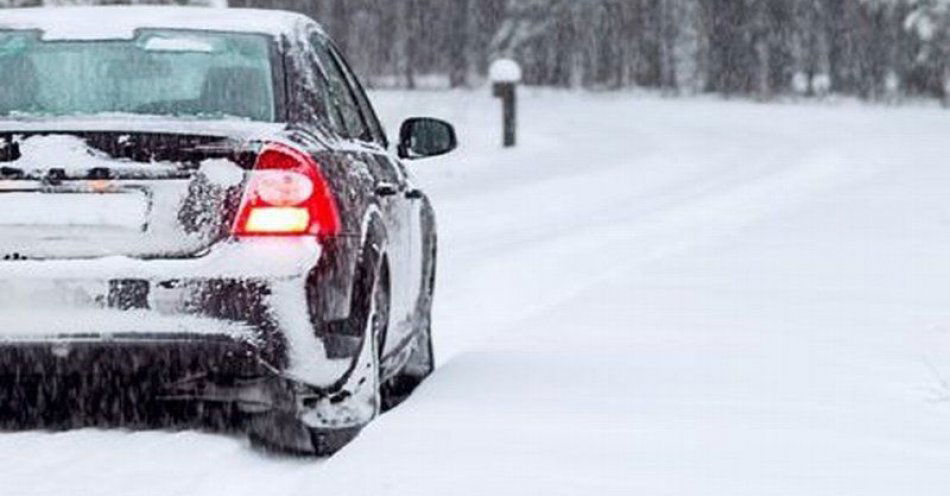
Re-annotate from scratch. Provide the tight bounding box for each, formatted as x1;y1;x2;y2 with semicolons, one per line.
490;59;522;148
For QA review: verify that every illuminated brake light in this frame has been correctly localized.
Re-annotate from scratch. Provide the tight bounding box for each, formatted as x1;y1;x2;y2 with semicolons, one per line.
232;143;340;237
244;207;310;233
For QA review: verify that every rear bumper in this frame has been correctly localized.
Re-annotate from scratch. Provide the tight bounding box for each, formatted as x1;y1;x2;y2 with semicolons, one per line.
0;238;330;378
0;334;372;429
0;336;270;403
0;336;302;429
0;237;377;430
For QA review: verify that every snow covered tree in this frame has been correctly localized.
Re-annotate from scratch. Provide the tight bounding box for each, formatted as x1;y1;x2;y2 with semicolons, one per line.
902;0;950;100
4;0;950;103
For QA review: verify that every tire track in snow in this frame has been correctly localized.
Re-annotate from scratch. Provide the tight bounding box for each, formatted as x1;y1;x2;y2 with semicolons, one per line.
432;149;861;360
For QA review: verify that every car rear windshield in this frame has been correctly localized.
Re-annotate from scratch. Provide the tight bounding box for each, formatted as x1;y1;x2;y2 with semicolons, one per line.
0;29;276;122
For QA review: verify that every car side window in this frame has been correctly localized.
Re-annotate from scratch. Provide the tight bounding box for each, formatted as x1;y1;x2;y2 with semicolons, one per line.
310;36;368;141
327;44;388;148
303;43;343;133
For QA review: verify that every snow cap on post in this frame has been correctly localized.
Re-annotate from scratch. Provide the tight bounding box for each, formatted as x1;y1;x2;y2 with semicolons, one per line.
490;59;520;147
490;59;522;84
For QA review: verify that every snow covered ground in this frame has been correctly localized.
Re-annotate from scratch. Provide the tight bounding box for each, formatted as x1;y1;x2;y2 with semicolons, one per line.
3;90;950;495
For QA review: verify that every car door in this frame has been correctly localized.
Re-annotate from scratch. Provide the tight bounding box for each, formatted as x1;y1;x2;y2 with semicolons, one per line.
310;36;416;355
327;46;428;332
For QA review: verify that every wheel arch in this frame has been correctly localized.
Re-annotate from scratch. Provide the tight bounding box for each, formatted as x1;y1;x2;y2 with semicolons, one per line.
414;196;438;319
306;204;388;328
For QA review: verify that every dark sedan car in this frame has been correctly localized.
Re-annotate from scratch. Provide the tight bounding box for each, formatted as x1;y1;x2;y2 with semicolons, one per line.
0;6;455;455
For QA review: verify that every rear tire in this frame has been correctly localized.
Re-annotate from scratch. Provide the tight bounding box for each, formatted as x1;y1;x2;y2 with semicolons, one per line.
248;414;362;457
379;240;436;411
248;253;390;457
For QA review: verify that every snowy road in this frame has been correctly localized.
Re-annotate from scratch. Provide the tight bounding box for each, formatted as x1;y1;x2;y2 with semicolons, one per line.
4;91;950;495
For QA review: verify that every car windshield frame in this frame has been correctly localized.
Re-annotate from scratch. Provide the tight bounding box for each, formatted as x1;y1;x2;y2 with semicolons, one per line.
0;28;286;123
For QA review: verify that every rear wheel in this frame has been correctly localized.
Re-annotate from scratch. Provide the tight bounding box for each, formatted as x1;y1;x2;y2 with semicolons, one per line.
371;261;397;411
379;322;434;411
248;255;390;457
379;240;436;411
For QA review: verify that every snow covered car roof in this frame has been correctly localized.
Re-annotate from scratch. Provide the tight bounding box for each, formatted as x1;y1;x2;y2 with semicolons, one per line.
0;6;319;40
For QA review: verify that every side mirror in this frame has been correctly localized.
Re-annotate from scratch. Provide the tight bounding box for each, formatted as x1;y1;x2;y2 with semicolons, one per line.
397;117;457;160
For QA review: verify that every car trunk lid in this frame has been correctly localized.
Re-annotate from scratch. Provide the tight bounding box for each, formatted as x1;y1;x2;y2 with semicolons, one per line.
0;125;276;260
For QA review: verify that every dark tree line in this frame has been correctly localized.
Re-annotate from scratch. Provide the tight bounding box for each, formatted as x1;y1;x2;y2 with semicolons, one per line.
7;0;950;102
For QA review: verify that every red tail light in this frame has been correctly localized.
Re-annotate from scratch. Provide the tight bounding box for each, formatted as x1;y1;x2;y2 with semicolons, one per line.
232;142;340;237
